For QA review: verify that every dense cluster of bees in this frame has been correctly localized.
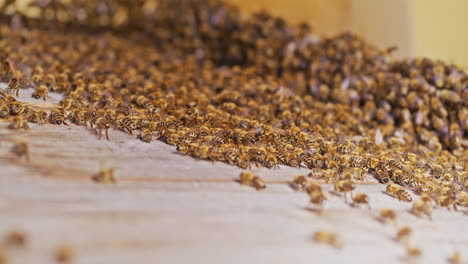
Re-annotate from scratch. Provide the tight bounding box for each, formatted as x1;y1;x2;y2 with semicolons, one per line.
0;0;466;260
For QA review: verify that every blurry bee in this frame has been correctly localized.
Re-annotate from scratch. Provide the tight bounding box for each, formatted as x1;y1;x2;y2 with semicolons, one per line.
290;174;308;191
10;140;29;161
139;128;152;143
351;193;370;209
117;115;137;135
91;163;116;184
333;180;355;201
0;100;9;119
309;189;327;210
305;182;322;195
313;231;342;249
49;108;68;125
8;116;29;130
394;226;412;243
384;184;412;202
238;171;266;190
411;199;432;220
405;245;422;258
377;208;397;224
436;195;458;211
31;85;48;101
32;74;43;85
448;251;462;264
55;244;74;263
6;76;20;96
264;154;278;169
4;231;27;247
27;109;48;125
8;101;26;115
92;117;111;140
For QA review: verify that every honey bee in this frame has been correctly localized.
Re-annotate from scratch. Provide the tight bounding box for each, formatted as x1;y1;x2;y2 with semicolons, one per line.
384;184;412;202
49;108;69;125
238;171;266;190
6;76;20;96
436;195;458;211
4;231;27;247
305;182;322;194
27;109;49;125
10;140;29;161
405;245;422;258
290;174;308;191
31;85;48;101
8;101;26;115
333;180;355;201
92;117;111;140
309;189;327;209
116;115;138;135
448;251;462;264
377;208;397;224
139;128;152;143
91;163;116;184
0;100;10;119
55;244;73;263
313;231;342;249
8;116;29;130
351;193;370;209
264;154;278;169
411;199;432;220
394;226;412;243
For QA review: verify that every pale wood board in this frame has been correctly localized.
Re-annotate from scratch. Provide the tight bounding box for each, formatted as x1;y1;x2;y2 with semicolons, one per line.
0;88;467;264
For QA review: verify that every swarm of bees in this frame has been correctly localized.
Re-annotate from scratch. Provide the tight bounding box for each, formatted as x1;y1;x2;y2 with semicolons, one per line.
0;0;465;260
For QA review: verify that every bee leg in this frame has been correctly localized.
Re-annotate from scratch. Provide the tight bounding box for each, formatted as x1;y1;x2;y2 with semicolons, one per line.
98;129;102;140
105;129;110;141
453;204;458;211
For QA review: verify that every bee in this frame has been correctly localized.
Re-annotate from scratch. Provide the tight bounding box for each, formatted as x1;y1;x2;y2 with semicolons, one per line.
264;154;278;169
4;231;27;247
31;85;48;101
238;171;266;190
384;184;412;202
448;251;462;264
49;108;69;125
27;109;48;125
8;101;26;115
91;163;116;184
290;174;308;191
313;231;342;249
405;245;422;258
305;182;322;195
55;245;73;263
333;180;355;201
92;117;111;140
0;100;10;119
309;189;327;210
351;193;370;209
6;76;20;96
394;226;412;243
10;140;29;161
117;115;138;135
139;128;152;143
436;195;458;211
8;116;29;130
411;199;432;220
377;208;397;224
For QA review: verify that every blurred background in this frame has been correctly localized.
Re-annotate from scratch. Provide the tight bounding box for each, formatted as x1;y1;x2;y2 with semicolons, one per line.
230;0;468;66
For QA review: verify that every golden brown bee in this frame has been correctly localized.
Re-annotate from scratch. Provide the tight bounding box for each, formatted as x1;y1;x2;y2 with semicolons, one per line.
4;231;27;247
437;195;458;211
92;117;111;140
6;76;20;96
55;244;73;263
32;74;43;85
27;109;49;125
351;193;370;209
333;180;355;201
448;251;462;264
0;100;10;119
31;85;48;101
313;231;342;249
377;208;397;224
8;116;29;130
405;245;422;258
305;182;322;194
117;115;137;135
384;184;412;202
10;140;29;161
238;171;266;190
411;199;432;220
290;174;308;191
394;226;412;243
49;108;69;125
309;189;327;209
91;163;116;184
139;128;152;143
264;154;278;169
8;101;26;115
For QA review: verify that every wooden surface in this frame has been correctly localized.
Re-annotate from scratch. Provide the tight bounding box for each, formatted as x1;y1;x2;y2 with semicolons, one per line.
0;88;467;264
